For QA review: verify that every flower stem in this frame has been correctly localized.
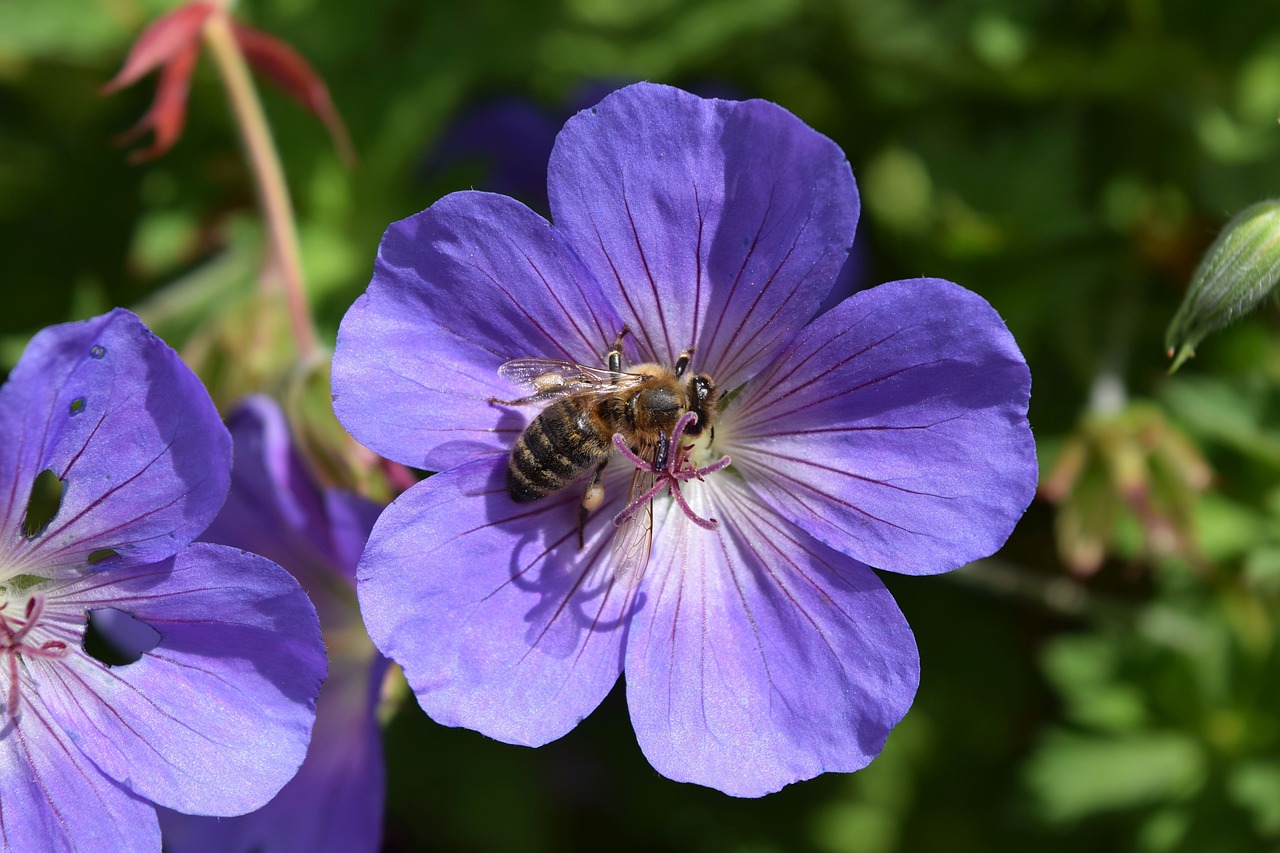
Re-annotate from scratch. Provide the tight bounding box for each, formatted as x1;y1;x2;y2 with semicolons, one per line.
202;10;319;361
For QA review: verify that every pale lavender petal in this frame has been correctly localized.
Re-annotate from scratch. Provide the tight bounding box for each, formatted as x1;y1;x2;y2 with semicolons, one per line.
0;309;229;575
548;82;857;389
727;278;1036;575
0;702;159;852
32;544;324;816
626;478;919;796
357;457;639;746
158;649;387;853
156;396;383;851
332;192;625;473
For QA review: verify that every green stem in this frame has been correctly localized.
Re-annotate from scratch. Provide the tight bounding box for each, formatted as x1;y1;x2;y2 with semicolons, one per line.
202;10;319;362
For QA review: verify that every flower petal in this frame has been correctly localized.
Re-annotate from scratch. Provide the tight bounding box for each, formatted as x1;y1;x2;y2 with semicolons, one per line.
200;396;374;604
0;309;230;576
32;543;324;816
0;703;159;851
728;278;1036;575
324;489;383;584
357;457;638;746
332;192;624;472
548;82;858;389
626;479;919;796
157;653;387;853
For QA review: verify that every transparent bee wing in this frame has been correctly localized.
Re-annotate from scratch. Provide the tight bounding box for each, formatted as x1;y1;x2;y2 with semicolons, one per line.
498;358;625;387
611;465;656;590
496;358;645;403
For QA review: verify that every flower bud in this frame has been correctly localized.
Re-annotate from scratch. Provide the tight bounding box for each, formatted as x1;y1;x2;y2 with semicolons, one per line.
1166;199;1280;371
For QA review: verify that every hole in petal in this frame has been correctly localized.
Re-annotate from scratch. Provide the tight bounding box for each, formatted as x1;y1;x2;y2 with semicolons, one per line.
69;397;85;415
89;345;106;359
83;608;160;666
21;470;63;538
87;549;120;566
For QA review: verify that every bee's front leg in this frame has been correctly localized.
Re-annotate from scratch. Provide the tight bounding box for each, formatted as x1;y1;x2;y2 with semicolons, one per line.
653;430;671;473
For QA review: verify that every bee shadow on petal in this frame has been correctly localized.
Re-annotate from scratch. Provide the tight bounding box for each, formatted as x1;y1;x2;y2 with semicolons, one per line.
475;458;645;662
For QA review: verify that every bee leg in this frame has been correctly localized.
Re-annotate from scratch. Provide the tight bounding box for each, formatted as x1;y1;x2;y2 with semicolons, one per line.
488;390;553;406
653;431;671;473
578;459;608;549
490;373;570;406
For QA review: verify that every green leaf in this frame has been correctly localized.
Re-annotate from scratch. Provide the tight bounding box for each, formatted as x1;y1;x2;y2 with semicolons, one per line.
1025;731;1205;823
1040;635;1148;733
1229;761;1280;836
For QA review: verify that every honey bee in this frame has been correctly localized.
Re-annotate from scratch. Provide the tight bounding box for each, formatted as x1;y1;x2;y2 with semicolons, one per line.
492;329;720;583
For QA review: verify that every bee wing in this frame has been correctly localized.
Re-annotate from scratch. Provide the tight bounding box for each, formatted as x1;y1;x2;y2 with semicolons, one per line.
497;358;644;399
611;464;656;590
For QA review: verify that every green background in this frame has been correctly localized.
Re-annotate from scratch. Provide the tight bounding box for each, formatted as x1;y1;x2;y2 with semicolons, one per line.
6;0;1280;850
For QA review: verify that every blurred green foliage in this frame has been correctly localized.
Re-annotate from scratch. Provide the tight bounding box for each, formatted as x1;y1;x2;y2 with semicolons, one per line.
7;0;1280;850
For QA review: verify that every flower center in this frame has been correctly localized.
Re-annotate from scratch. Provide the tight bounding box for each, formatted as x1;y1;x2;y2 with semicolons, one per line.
0;593;68;718
612;410;732;530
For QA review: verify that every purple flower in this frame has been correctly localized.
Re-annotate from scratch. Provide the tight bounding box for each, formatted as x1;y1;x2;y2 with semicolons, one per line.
332;83;1036;796
0;310;325;847
158;396;387;853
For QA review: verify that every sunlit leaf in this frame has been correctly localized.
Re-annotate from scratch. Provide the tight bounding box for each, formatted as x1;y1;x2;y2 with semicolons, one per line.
1025;731;1205;823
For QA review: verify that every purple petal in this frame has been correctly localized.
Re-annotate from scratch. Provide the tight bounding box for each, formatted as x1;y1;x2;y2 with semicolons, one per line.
728;278;1036;575
32;543;325;816
332;192;625;473
323;489;382;584
202;396;377;596
548;82;858;389
626;478;919;796
422;97;560;210
0;701;159;850
158;648;387;853
0;309;229;575
203;396;329;561
357;457;638;746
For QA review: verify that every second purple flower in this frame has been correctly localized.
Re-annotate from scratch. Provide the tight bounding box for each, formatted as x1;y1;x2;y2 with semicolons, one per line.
333;82;1037;796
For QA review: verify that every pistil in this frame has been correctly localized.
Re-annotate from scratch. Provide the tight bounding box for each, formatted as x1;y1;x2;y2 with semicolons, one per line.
0;594;68;718
612;411;732;530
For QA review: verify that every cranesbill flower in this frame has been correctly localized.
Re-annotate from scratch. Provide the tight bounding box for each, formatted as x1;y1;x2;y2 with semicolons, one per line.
333;83;1036;796
159;396;387;853
0;310;325;848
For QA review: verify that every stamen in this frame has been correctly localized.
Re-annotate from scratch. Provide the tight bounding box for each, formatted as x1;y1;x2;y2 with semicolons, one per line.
611;411;732;530
0;593;69;718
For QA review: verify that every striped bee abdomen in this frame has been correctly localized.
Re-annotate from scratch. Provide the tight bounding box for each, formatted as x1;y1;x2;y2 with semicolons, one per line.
507;398;613;503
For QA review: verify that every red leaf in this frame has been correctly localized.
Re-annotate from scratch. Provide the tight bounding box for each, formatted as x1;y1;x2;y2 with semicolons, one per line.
115;40;202;162
232;21;357;167
102;1;216;93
